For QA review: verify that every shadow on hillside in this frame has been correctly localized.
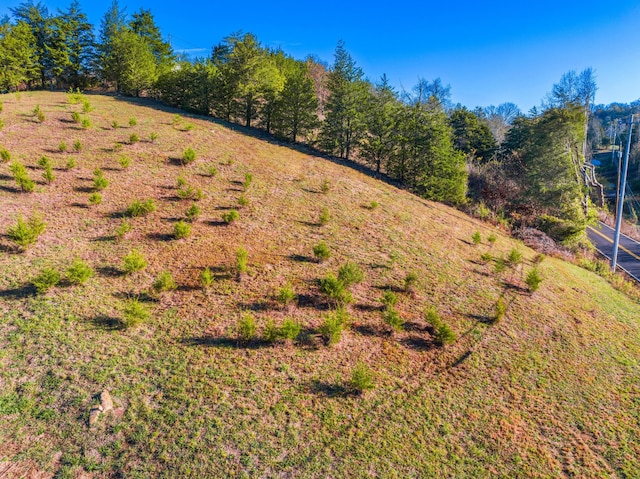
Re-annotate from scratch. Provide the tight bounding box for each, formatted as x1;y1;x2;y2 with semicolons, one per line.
306;380;351;398
399;336;435;351
181;336;269;349
95;266;122;277
467;313;496;324
0;284;37;299
288;254;316;263
146;232;173;242
112;95;404;190
450;350;473;368
0;185;22;194
90;315;124;331
237;300;274;312
113;291;158;303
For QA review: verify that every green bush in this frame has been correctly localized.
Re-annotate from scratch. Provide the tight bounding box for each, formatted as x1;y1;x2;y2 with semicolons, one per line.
525;268;542;292
381;289;398;308
321;179;330;193
119;155;131;169
237;314;256;341
337;262;364;288
425;307;456;346
206;165;217;176
32;267;60;294
404;272;418;292
122;249;147;274
114;220;132;241
182;147;196;164
263;320;279;343
0;148;10;163
279;318;301;341
319;308;349;346
480;252;493;263
243;173;253;191
313;241;331;262
384;307;404;331
66;258;93;285
150;132;158;143
508;248;523;265
58;141;67;152
185;203;200;222
122;298;149;328
129;117;137;126
129;133;139;144
93;168;108;191
495;297;506;323
80;117;91;129
152;271;177;294
176;174;187;187
7;214;45;249
349;362;375;393
319;207;330;225
472;231;481;245
71;111;80;123
222;210;239;224
65;157;76;169
494;257;507;274
88;192;102;205
125;199;156;217
73;140;82;152
172;114;182;125
487;233;497;244
183;123;194;131
365;200;379;210
42;162;55;184
82;100;93;113
200;267;214;288
111;120;119;129
33;105;45;122
10;161;35;192
319;274;352;306
173;221;191;239
276;283;296;307
177;185;203;200
238;194;249;207
236;247;248;274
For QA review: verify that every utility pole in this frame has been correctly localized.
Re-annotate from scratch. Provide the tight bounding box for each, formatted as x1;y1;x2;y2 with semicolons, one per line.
612;114;636;272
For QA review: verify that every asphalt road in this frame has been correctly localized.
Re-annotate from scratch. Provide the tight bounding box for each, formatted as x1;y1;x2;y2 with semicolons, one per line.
587;222;640;281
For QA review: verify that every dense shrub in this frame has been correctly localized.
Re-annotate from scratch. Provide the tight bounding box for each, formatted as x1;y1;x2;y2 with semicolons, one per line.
10;161;35;192
119;155;131;169
349;362;374;393
66;258;94;285
126;199;156;217
93;168;108;191
200;267;214;288
425;307;456;346
526;268;542;292
508;248;523;265
276;283;296;307
222;210;239;224
7;214;45;249
173;221;191;239
182;147;196;164
384;307;404;331
128;117;137;126
237;314;256;341
122;249;147;274
32;267;60;293
152;271;177;294
380;289;398;308
319;274;352;306
319;308;349;345
236;247;248;274
185;204;200;222
129;133;140;143
313;241;331;262
122;298;149;328
472;231;481;245
337;262;364;287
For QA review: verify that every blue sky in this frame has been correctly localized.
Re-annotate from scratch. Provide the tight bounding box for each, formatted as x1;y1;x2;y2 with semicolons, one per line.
2;0;640;110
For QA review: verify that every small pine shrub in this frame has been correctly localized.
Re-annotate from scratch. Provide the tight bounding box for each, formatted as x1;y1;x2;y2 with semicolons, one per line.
207;165;217;176
0;100;3;112
114;220;132;241
176;174;187;187
237;314;256;341
185;203;200;222
152;271;177;294
384;307;404;331
80;117;91;129
111;120;119;129
200;267;214;288
263;320;279;343
320;309;347;345
182;147;196;164
494;257;507;274
476;202;491;220
172;114;182;125
129;133;139;144
177;185;203;200
150;132;158;143
349;362;374;393
125;199;156;217
37;156;50;168
276;283;296;307
89;192;102;205
71;111;81;123
319;207;330;226
313;241;331;262
10;161;35;192
480;252;493;263
93;168;108;191
525;268;542;292
337;262;364;288
236;247;248;274
32;267;61;294
66;258;93;285
67;87;83;104
183;123;194;131
381;289;398;308
65;157;76;169
122;298;149;328
495;297;506;323
472;231;481;245
82;100;93;113
42;162;55;184
425;307;456;346
0;119;3;130
128;117;137;126
119;155;131;169
238;194;249;207
33;105;45;122
242;173;253;191
222;210;239;224
365;200;379;210
73;140;82;152
0;148;10;163
122;249;147;274
7;214;45;249
173;221;191;239
508;248;523;265
113;142;123;151
58;141;67;152
321;179;330;193
487;233;497;244
319;274;352;306
279;318;301;341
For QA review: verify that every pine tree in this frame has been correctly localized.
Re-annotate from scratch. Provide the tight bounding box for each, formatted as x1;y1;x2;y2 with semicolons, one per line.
361;75;399;173
129;8;173;73
272;61;318;142
0;20;39;91
58;0;95;88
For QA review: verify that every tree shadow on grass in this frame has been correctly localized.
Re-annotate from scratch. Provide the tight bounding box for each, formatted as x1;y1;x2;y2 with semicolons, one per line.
0;284;37;299
74;186;95;193
181;336;270;349
0;185;22;194
146;232;173;242
288;254;316;263
306;380;352;398
467;313;496;324
90;315;124;331
399;336;434;352
450;350;473;368
206;220;228;227
95;266;122;277
237;300;273;312
70;202;89;209
113;291;158;303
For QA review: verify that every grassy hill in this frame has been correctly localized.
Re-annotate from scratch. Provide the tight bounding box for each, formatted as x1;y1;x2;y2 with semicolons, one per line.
1;91;639;478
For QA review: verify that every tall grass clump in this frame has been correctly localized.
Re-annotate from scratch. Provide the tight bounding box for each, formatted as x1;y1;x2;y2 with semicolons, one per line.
7;214;45;249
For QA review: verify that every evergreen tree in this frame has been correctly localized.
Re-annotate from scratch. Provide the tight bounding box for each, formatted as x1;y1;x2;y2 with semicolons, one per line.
58;0;95;88
98;0;126;85
0;20;39;90
449;107;497;162
104;28;156;96
320;40;369;160
10;1;50;87
129;8;173;72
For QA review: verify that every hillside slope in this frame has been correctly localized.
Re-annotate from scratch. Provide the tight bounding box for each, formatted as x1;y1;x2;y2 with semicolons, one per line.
1;92;639;478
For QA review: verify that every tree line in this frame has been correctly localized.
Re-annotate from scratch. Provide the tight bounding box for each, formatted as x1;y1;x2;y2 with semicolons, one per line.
0;0;604;247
